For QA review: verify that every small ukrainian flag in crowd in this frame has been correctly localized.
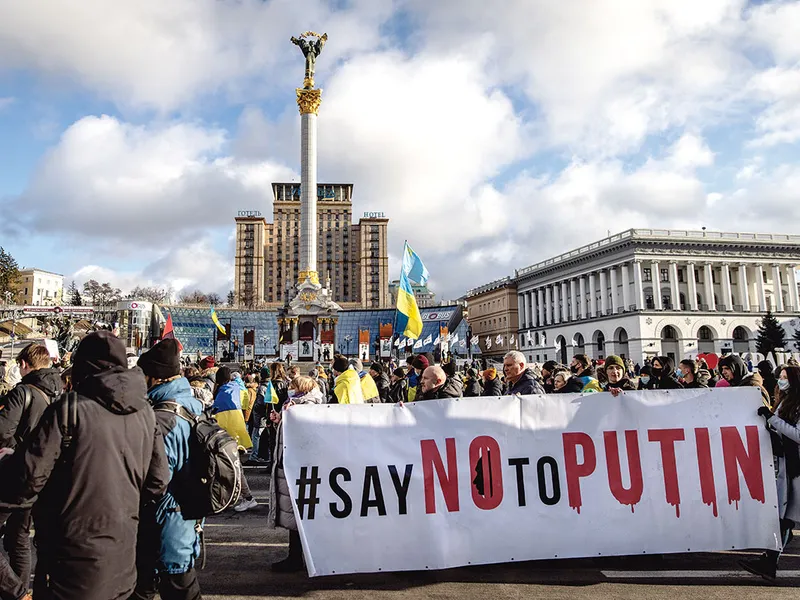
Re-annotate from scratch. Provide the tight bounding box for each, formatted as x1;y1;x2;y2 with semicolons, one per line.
395;242;429;340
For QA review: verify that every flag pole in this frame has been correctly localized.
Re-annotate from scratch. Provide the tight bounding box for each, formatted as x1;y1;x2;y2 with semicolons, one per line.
392;240;407;362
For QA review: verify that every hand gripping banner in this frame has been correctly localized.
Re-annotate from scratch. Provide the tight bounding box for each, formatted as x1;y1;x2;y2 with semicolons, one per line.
283;388;781;576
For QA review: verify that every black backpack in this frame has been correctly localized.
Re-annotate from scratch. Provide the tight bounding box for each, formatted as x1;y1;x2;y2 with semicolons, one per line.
154;401;242;520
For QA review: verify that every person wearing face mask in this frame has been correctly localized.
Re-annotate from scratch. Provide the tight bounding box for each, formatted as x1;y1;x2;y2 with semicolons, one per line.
567;354;602;393
741;366;800;581
718;354;770;406
679;359;709;389
649;356;683;390
637;365;656;390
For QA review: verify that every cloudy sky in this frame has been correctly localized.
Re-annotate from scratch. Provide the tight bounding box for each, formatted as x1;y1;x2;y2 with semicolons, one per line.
1;0;799;302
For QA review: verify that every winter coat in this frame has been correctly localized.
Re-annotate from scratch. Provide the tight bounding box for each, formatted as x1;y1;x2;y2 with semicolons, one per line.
145;377;204;575
718;355;770;406
268;387;325;531
556;377;585;394
0;367;63;449
2;367;170;600
464;377;483;398
359;372;381;403
508;369;546;396
407;371;420;402
188;379;213;408
482;376;504;397
419;377;463;400
767;410;800;523
388;379;408;403
606;378;636;392
374;371;391;403
213;381;253;449
652;356;684;390
334;369;364;404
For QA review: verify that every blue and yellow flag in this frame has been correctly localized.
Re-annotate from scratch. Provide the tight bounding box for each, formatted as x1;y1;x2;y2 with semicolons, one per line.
210;306;227;335
395;241;428;340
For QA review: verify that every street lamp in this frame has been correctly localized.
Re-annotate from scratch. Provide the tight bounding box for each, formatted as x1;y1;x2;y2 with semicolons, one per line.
343;335;353;356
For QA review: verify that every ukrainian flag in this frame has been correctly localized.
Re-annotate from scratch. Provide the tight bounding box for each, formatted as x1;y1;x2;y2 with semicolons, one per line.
395;242;428;340
210;306;227;335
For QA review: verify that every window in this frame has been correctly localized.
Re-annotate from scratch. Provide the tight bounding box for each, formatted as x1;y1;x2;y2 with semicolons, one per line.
677;269;685;283
643;268;652;282
660;269;669;283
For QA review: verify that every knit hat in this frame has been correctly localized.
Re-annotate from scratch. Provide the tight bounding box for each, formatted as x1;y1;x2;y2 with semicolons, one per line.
484;367;497;379
199;356;215;369
412;355;429;371
604;355;625;371
72;331;128;384
138;339;182;380
333;355;350;373
393;368;405;379
370;362;383;374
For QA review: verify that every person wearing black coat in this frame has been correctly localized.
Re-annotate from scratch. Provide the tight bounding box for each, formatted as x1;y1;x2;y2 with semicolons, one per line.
481;368;504;396
388;368;409;403
464;369;483;397
369;363;391;403
637;365;656;390
1;331;170;600
651;356;683;390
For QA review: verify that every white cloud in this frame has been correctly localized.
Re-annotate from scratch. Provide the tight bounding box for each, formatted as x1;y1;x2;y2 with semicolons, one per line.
0;97;13;110
747;67;800;147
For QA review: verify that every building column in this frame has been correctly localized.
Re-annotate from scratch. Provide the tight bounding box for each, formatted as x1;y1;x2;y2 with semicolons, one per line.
524;292;532;327
570;279;578;321
609;267;619;313
738;264;750;312
721;263;734;311
537;288;545;326
621;263;631;311
518;294;526;329
669;262;680;311
579;277;587;319
773;264;785;312
528;292;535;327
652;261;663;310
599;270;608;315
756;265;768;311
588;273;597;317
687;262;698;311
704;263;716;311
561;281;569;322
787;265;799;311
553;283;562;323
545;286;553;325
633;260;645;310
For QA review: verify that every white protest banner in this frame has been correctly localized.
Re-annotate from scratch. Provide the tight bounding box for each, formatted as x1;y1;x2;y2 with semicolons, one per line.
283;388;780;577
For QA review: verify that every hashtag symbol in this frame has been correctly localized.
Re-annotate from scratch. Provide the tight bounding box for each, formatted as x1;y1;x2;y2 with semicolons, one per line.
295;466;321;520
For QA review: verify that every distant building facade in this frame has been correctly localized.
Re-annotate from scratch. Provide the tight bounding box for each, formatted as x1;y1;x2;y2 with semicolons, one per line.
465;277;519;360
388;279;438;308
234;183;390;310
15;269;64;306
512;229;800;365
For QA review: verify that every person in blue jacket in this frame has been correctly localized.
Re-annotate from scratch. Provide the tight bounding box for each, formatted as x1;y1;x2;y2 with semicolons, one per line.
131;339;203;600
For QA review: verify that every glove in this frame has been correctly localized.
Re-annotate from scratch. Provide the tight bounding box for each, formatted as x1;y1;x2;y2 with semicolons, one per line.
757;406;772;419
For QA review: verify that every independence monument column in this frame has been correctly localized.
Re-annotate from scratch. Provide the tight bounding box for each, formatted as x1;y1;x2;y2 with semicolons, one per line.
291;31;327;287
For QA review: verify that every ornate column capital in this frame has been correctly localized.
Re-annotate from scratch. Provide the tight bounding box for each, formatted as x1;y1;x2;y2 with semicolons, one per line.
296;88;323;115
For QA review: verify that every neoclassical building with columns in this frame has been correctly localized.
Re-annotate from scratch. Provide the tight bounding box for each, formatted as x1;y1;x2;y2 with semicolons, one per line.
514;229;800;365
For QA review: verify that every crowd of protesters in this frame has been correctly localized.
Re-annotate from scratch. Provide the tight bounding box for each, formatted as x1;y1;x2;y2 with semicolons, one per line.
1;335;800;598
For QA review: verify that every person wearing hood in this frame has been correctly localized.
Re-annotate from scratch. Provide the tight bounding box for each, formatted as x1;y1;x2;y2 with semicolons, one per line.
268;376;324;572
464;368;483;397
131;339;204;600
369;362;390;403
718;354;770;406
1;331;170;600
650;356;683;390
503;351;546;395
481;367;504;396
388;368;408;403
0;343;64;600
742;365;800;581
758;360;778;401
604;355;636;396
350;359;380;403
332;356;364;404
637;365;656;390
419;366;462;400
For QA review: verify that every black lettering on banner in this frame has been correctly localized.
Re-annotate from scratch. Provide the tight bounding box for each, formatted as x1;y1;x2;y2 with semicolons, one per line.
537;456;561;506
328;467;352;519
508;458;530;507
360;466;387;517
295;466;321;520
388;464;414;515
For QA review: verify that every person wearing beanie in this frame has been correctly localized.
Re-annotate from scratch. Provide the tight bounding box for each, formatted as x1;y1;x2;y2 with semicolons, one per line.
350;358;380;403
132;339;206;598
464;367;483;398
199;356;215;370
410;355;430;401
369;362;390;403
1;331;170;600
332;355;363;404
604;354;636;396
481;367;503;396
388;368;408;403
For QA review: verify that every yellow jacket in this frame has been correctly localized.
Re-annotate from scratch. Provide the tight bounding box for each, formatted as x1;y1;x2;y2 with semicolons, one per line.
359;372;380;403
335;369;364;404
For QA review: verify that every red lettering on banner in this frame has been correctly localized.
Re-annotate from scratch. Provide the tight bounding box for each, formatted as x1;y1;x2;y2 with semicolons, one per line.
604;431;644;512
694;428;718;517
721;425;766;508
420;439;460;514
648;428;685;517
469;436;504;510
562;432;596;514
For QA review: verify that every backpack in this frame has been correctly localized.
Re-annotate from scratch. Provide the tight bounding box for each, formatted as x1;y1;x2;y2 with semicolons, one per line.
154;401;242;520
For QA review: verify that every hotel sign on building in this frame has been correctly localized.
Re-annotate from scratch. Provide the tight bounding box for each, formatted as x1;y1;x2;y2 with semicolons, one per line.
511;229;800;365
